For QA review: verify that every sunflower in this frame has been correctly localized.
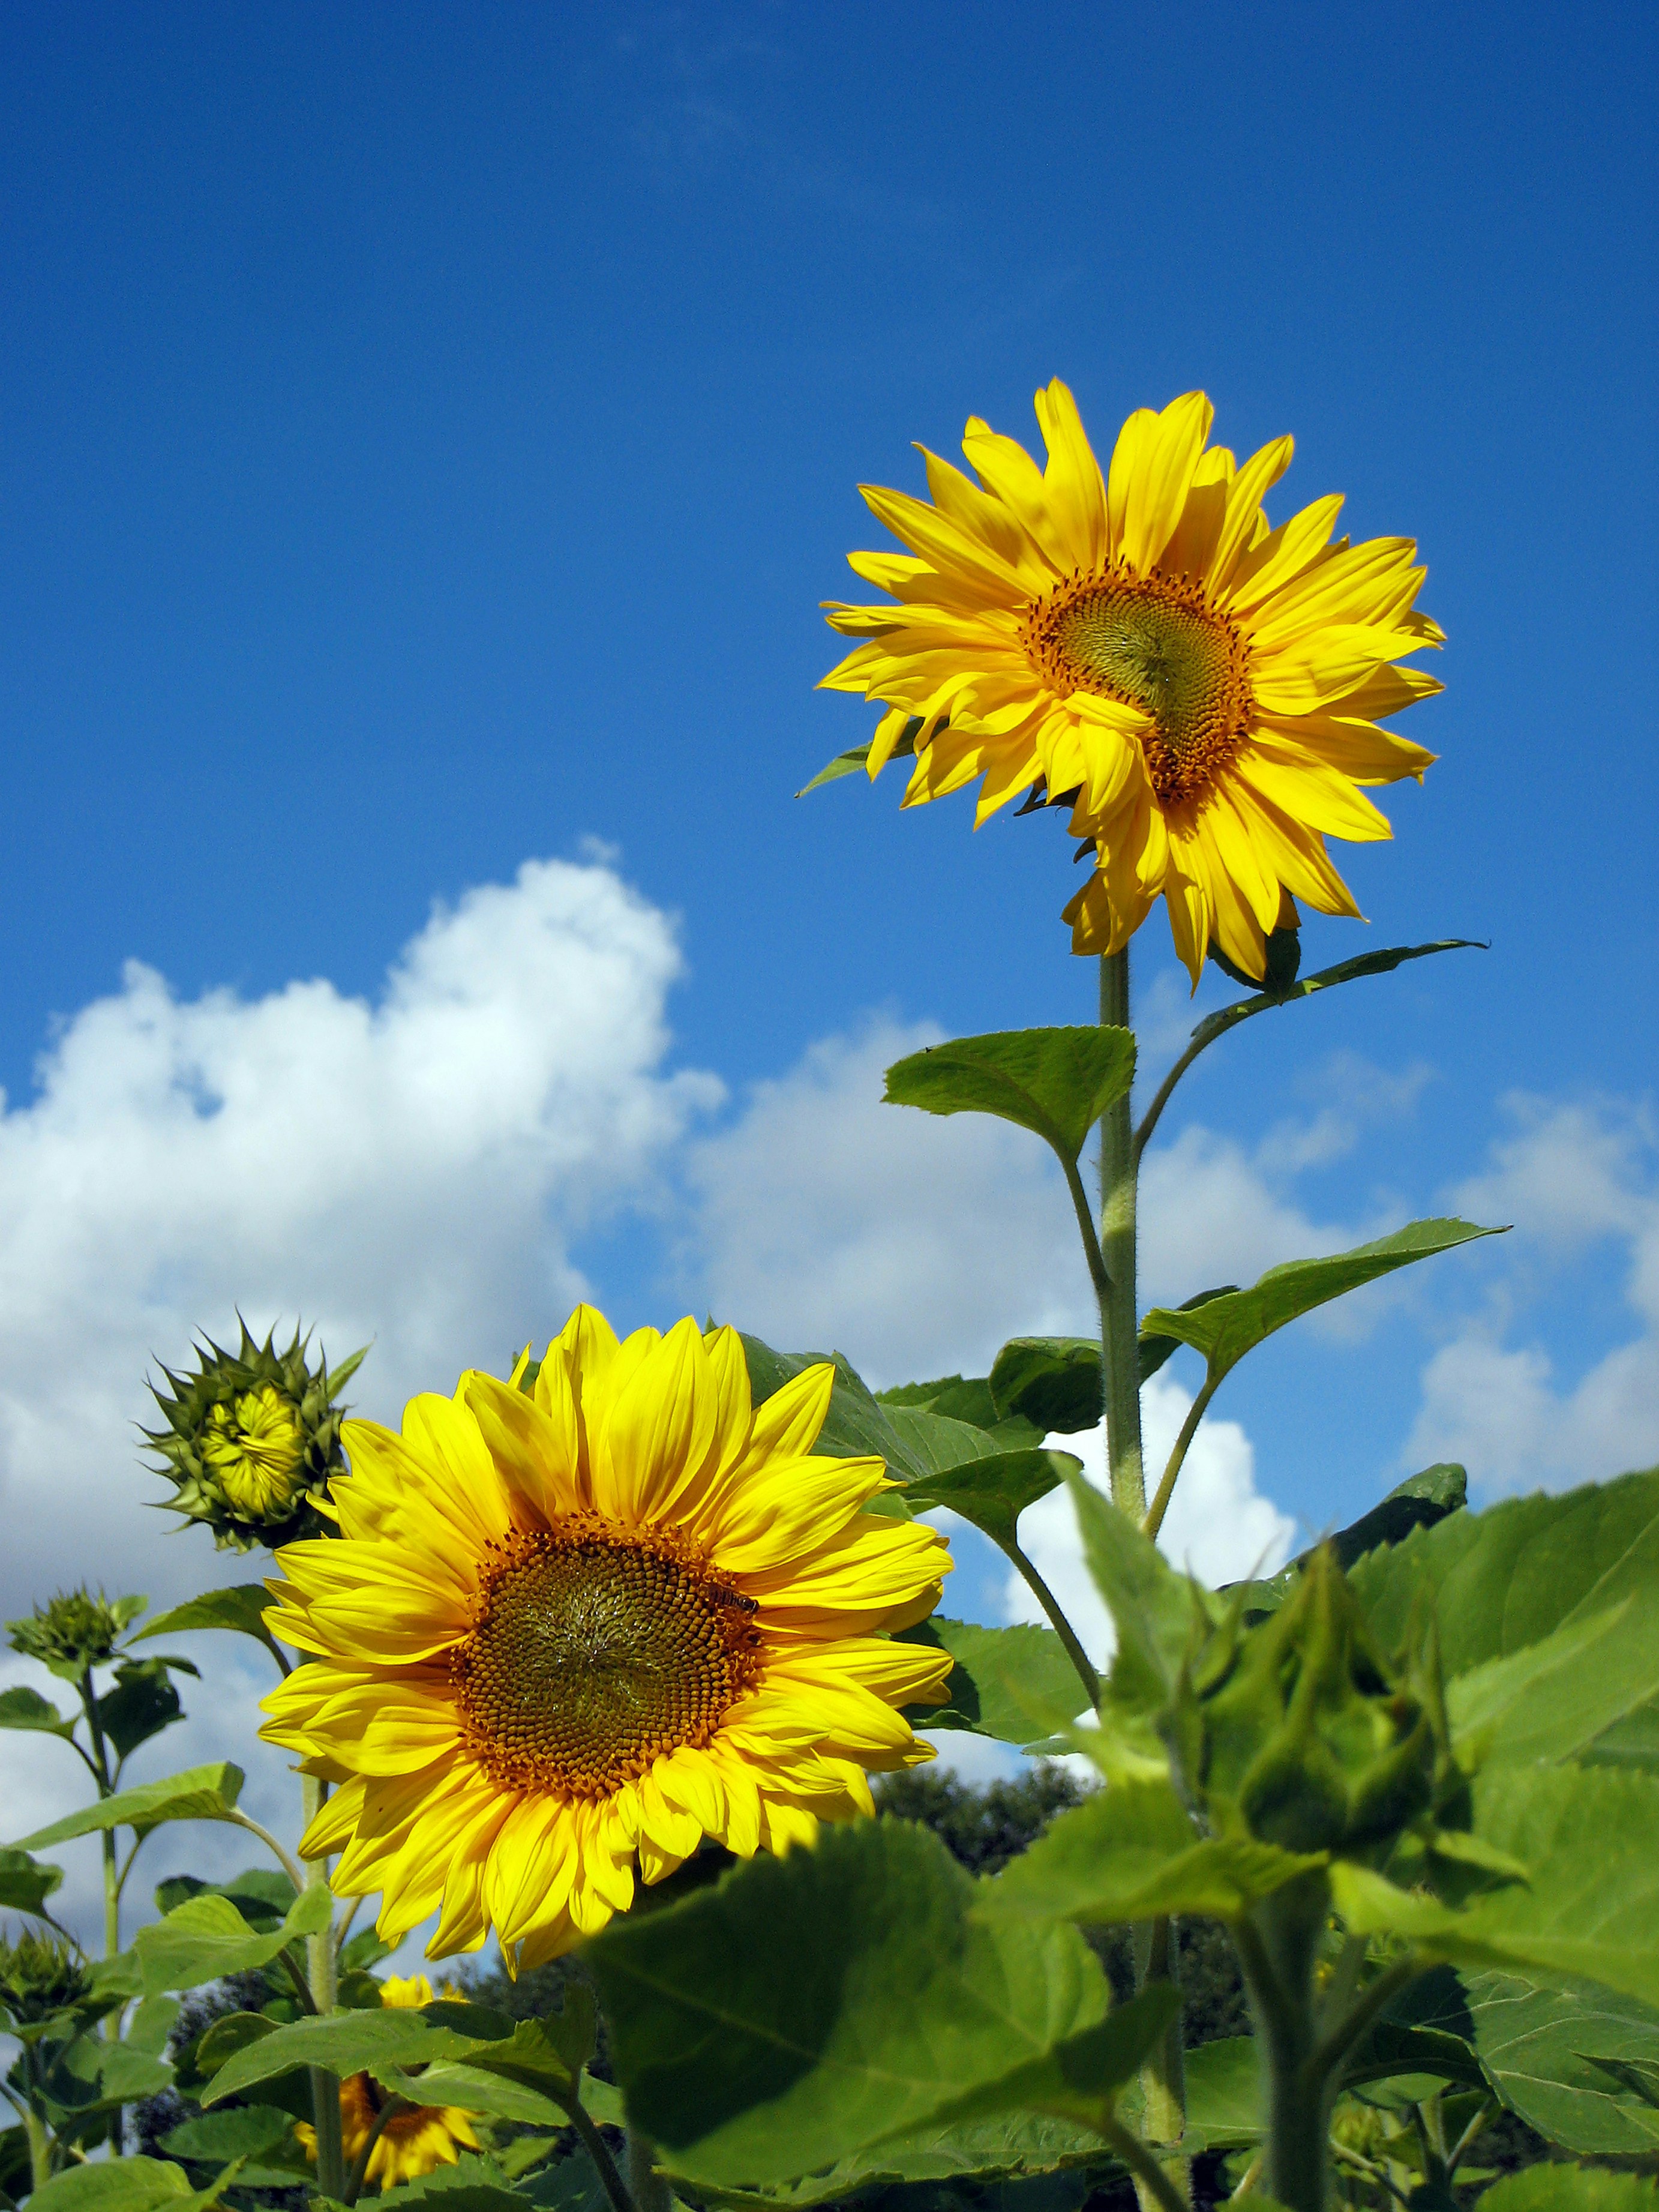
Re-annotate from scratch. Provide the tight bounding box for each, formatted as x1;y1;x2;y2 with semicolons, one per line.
296;1974;480;2189
260;1308;952;1969
820;382;1443;983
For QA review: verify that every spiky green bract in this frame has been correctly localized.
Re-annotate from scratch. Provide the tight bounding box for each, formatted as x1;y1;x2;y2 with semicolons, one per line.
0;1931;92;2032
7;1590;145;1682
143;1320;368;1552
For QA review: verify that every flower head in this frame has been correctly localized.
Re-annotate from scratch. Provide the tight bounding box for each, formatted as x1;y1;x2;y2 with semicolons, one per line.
296;1974;479;2189
0;1931;92;2034
821;382;1442;984
262;1307;953;1968
145;1320;367;1552
7;1588;144;1682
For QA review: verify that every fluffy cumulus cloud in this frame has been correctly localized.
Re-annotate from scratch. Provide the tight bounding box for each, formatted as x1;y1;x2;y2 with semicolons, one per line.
1406;1095;1659;1491
0;852;722;1618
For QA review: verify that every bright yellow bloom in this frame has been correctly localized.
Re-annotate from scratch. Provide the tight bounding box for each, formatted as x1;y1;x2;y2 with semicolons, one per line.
261;1308;952;1970
203;1384;307;1518
821;382;1442;983
296;1974;479;2189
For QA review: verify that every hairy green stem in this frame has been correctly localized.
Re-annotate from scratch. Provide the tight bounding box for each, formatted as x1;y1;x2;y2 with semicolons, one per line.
566;2100;638;2212
229;1806;310;1898
299;1770;344;2200
1099;951;1145;1517
1097;950;1186;2207
626;2128;673;2212
80;1665;125;2156
1237;1875;1339;2212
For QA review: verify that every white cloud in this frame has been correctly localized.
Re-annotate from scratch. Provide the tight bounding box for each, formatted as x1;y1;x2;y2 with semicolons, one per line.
1406;1095;1659;1491
682;1017;1094;1386
1000;1376;1297;1665
0;854;722;1623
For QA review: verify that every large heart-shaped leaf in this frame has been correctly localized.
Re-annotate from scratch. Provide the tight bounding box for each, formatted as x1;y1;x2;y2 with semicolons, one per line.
135;1883;332;1999
137;1587;287;1667
1332;1761;1659;2011
904;1450;1079;1550
13;1763;245;1851
1464;1970;1659;2156
203;2000;516;2105
980;1778;1324;1928
896;1618;1086;1748
1139;1219;1503;1386
587;1817;1112;2189
884;1027;1135;1167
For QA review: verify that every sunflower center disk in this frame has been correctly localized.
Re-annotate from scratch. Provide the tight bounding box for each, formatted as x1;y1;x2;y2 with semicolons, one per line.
452;1524;763;1801
1024;570;1254;808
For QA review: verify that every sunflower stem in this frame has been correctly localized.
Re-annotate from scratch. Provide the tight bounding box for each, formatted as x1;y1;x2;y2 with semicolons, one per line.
1097;951;1145;1518
299;1771;344;2201
1099;949;1189;2209
625;2129;672;2212
341;2093;410;2205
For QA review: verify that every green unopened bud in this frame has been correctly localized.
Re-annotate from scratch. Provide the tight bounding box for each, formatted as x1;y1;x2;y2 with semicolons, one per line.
1181;1546;1446;1862
7;1587;144;1682
143;1319;368;1552
0;1931;91;2031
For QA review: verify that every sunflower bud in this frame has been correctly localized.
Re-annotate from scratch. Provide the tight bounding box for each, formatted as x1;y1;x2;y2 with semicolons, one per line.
7;1588;143;1682
1177;1546;1452;1861
0;1931;92;2036
144;1320;368;1552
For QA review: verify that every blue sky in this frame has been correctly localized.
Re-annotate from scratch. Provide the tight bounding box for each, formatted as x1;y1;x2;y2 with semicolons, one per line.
0;0;1655;1817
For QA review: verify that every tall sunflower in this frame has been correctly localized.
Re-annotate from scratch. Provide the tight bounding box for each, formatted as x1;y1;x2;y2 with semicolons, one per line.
260;1308;952;1969
821;382;1442;982
296;1974;480;2189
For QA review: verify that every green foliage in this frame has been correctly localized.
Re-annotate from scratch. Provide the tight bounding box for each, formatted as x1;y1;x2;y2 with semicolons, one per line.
13;1763;245;1851
1179;939;1487;1058
902;1450;1079;1551
797;719;919;797
872;1769;1087;1878
1465;1971;1659;2155
0;1847;65;1917
984;1340;1101;1437
895;1619;1084;1748
7;1591;146;1680
1480;2171;1659;2208
134;1882;332;1999
884;1028;1135;1167
23;2158;245;2212
136;1587;287;1670
1139;1218;1503;1387
588;1818;1114;2189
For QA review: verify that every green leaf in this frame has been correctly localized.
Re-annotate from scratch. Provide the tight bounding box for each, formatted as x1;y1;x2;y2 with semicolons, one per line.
1351;1465;1659;1688
100;1661;185;1762
884;1027;1136;1167
797;721;919;799
988;1339;1102;1436
1135;1290;1241;1387
161;2106;293;2163
377;2060;568;2129
1464;1970;1659;2156
11;1763;245;1851
739;1336;1019;1486
896;1618;1085;1749
0;1685;76;1737
0;1846;64;1916
135;1881;332;1998
43;2032;175;2112
1480;2169;1659;2208
1227;1465;1469;1620
903;1450;1079;1549
671;2115;1112;2205
202;2000;515;2106
889;1986;1178;2138
155;1867;296;1931
1068;1473;1207;1726
1181;2036;1263;2150
22;2157;244;2212
1140;1219;1504;1386
1331;1762;1659;2010
1183;939;1487;1057
880;1405;1019;1479
125;1996;182;2056
587;1817;1112;2189
1447;1600;1659;1768
137;1585;286;1662
378;2009;598;2127
980;1778;1324;1926
521;2151;613;2212
878;1375;1002;1428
